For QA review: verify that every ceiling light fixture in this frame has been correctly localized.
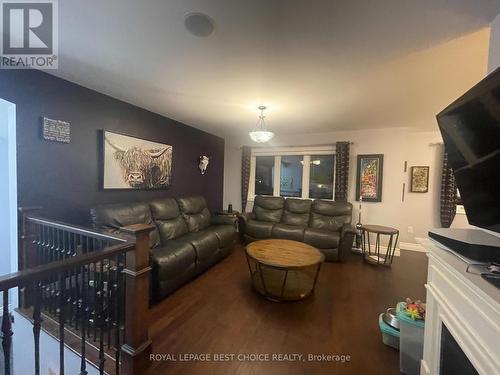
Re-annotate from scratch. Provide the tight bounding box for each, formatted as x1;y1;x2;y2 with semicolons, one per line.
184;13;215;37
249;106;274;143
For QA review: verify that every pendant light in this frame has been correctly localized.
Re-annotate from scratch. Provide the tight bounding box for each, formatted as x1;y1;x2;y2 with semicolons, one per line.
249;106;274;143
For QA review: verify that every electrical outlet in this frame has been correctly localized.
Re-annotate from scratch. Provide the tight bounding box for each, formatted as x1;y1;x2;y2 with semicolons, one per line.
407;226;414;233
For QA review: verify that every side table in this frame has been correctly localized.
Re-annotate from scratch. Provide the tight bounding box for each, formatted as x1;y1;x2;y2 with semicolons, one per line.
361;225;399;265
215;210;240;232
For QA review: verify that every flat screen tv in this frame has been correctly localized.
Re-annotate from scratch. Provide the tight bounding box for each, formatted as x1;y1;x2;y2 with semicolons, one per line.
436;67;500;234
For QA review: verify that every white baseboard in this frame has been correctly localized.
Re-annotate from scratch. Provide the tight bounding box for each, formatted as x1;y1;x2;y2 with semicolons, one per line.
354;245;400;257
399;241;427;253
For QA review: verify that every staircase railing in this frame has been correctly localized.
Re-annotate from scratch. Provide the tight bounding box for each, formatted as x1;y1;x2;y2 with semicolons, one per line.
0;207;154;375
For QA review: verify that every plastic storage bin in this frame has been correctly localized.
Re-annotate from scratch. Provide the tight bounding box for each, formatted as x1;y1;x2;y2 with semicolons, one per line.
378;313;400;349
396;302;425;375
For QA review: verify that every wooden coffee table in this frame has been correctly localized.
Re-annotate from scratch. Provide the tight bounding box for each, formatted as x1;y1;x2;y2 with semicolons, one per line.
245;239;324;302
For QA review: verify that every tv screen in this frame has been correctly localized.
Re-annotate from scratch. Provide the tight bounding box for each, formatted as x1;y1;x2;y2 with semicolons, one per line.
436;67;500;234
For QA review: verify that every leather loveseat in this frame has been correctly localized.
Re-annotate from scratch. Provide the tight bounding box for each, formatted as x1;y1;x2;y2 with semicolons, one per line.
239;196;355;261
91;196;237;302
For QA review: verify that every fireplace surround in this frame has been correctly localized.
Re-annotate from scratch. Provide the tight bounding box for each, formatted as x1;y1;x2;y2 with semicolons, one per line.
419;238;500;374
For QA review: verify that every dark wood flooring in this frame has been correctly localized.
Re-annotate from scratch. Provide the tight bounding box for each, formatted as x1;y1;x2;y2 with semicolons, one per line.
146;245;428;375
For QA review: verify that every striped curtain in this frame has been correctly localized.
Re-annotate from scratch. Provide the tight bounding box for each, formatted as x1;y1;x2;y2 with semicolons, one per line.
334;141;350;201
440;151;457;228
241;146;251;213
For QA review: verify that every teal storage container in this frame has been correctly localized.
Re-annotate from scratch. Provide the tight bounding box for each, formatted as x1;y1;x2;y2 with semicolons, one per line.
396;302;425;375
378;313;400;349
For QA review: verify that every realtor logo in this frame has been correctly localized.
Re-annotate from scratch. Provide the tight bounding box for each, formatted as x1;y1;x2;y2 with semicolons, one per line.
1;0;58;69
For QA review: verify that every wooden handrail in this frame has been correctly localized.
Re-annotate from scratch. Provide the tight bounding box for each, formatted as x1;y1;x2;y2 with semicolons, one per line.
25;215;130;243
0;241;135;292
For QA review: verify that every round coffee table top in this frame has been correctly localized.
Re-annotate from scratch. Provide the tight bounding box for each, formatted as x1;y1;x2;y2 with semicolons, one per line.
361;225;399;235
246;239;324;268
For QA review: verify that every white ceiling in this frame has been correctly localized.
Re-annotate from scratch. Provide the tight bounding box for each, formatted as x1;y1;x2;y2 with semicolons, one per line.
53;0;500;139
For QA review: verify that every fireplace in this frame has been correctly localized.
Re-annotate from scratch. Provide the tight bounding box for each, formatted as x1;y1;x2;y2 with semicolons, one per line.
440;324;478;375
418;238;500;374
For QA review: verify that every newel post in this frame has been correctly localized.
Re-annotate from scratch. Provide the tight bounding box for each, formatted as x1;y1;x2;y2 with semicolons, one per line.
119;224;154;375
17;206;42;308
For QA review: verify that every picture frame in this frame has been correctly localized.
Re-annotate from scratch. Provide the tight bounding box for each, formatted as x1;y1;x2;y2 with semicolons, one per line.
356;154;384;202
410;166;429;193
101;130;173;190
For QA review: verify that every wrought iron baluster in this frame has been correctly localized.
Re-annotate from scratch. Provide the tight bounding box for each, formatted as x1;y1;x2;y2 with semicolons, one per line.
33;281;43;375
98;260;105;374
58;272;66;375
50;227;56;263
1;291;12;375
92;253;98;342
55;228;61;260
79;264;88;375
106;259;112;349
75;252;81;331
114;254;124;375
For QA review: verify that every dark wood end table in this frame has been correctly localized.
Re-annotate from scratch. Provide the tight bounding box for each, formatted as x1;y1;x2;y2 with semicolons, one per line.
361;225;399;266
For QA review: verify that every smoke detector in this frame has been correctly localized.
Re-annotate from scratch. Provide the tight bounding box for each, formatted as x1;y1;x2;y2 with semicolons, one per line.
184;13;215;37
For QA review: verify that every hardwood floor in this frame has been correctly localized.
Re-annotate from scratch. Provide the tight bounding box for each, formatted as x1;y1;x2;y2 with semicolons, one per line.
146;245;427;375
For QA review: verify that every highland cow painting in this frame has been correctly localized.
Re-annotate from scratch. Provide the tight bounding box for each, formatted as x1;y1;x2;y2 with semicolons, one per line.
102;131;173;190
356;154;383;202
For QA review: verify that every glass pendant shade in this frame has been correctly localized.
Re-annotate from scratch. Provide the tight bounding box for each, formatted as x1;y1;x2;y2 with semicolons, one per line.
249;130;274;143
249;106;274;143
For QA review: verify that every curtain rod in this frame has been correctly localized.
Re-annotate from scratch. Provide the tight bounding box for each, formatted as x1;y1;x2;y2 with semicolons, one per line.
429;142;444;146
239;141;354;149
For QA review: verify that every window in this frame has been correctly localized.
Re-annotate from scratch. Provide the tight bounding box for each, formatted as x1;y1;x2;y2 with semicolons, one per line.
255;156;274;195
309;155;335;199
280;155;303;197
249;146;336;201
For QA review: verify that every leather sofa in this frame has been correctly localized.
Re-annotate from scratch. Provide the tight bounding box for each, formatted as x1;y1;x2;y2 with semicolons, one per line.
91;196;237;302
239;196;356;261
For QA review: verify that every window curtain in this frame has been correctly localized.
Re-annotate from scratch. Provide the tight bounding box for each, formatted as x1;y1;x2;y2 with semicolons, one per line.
241;146;251;213
334;141;350;201
440;151;457;228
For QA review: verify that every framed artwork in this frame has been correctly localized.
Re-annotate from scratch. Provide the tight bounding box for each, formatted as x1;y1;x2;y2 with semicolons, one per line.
101;130;173;190
410;166;429;193
356;154;384;202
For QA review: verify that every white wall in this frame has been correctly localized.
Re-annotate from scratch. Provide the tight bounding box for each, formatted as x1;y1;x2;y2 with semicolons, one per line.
488;13;500;73
224;128;447;244
0;99;18;310
0;99;17;278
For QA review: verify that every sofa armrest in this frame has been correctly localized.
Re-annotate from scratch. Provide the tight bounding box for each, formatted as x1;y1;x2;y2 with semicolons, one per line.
338;224;356;262
237;212;254;239
211;215;238;227
239;212;255;221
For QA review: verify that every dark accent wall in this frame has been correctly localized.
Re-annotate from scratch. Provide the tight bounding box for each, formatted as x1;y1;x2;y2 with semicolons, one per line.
0;70;224;225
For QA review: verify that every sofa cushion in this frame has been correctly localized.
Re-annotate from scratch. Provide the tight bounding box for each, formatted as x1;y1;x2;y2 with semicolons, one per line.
245;219;275;239
253;196;284;222
177;196;211;232
150;240;196;282
309;200;352;231
309;212;347;232
271;223;305;241
149;198;188;242
210;225;237;248
304;228;340;249
178;230;219;266
150;240;197;301
281;198;312;226
90;202;160;248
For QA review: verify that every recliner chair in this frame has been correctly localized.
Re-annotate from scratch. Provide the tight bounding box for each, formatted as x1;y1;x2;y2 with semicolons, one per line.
239;196;355;261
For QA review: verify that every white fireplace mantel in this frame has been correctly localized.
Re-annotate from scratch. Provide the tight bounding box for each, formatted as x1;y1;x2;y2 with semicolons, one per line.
418;238;500;375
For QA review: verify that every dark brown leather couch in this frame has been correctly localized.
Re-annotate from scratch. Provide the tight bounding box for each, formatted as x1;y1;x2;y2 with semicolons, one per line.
239;196;355;261
91;196;237;302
